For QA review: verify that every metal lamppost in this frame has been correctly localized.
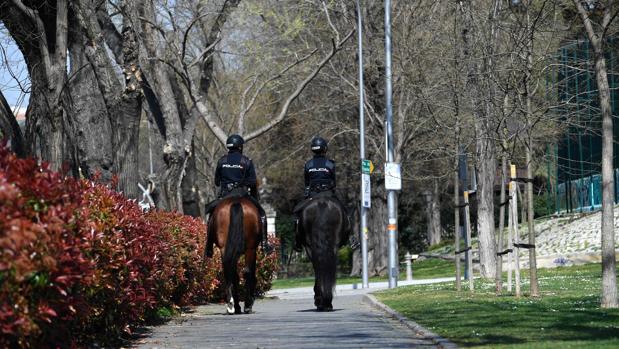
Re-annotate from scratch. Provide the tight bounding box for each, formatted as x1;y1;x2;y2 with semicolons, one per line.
356;0;370;289
384;0;399;288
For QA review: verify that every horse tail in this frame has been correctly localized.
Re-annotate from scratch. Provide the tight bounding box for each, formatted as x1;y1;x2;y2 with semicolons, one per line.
223;202;244;281
312;201;338;303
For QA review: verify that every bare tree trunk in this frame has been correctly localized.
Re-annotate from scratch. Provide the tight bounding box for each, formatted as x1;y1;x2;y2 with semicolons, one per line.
181;141;201;217
352;179;388;277
431;179;442;245
72;0;143;198
459;0;497;279
526;143;540;296
525;21;540;294
367;184;389;276
0;2;69;170
572;0;618;308
66;33;114;182
0;89;25;157
594;44;618;308
496;134;507;295
476;140;497;279
424;181;442;246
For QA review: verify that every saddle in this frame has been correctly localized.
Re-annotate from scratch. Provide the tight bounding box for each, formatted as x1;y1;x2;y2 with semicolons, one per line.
293;191;338;215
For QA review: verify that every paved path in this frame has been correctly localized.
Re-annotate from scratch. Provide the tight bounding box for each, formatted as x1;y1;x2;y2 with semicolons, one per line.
134;283;442;349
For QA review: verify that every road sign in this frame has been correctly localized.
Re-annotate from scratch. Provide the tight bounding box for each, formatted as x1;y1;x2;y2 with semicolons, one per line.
384;162;402;190
362;173;371;208
362;159;374;174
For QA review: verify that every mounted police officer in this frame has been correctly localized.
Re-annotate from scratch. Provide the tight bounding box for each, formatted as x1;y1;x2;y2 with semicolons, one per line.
206;134;268;248
293;136;337;251
304;137;336;198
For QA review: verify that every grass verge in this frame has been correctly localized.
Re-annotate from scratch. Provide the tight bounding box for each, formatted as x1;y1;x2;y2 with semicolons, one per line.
374;263;619;348
272;258;454;289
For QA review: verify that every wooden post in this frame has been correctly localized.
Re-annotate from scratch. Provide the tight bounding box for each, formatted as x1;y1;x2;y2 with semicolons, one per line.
511;164;521;297
507;172;513;293
464;190;473;291
454;167;462;291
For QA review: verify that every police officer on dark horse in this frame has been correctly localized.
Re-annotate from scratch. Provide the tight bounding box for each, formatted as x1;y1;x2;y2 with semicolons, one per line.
294;136;349;311
204;134;268;314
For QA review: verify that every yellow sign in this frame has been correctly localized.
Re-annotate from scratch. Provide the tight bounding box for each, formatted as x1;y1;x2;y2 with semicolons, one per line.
510;164;516;179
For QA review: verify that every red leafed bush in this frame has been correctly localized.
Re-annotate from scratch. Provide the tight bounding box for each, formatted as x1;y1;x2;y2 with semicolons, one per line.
0;146;279;348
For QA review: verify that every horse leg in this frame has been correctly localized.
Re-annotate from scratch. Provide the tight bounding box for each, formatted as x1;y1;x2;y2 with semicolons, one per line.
233;270;242;314
205;217;215;258
313;255;323;310
223;250;241;315
243;249;257;314
224;271;235;315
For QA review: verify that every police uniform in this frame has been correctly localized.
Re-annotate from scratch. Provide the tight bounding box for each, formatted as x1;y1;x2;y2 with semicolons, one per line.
293;137;338;252
304;154;336;197
215;149;258;198
204;134;269;258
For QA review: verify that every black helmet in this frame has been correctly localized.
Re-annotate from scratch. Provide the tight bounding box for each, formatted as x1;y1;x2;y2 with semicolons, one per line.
226;134;244;150
311;137;328;154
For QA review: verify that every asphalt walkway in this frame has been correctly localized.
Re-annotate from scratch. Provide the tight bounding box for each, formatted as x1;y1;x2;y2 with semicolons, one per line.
134;280;446;349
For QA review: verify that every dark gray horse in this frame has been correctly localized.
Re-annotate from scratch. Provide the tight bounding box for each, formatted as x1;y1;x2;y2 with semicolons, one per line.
297;194;350;311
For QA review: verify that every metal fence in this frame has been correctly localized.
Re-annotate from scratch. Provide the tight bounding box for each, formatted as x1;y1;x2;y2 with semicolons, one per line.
555;169;619;213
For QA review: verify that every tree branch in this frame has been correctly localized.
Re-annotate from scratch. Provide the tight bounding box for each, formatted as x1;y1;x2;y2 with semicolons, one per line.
244;30;354;142
9;0;52;79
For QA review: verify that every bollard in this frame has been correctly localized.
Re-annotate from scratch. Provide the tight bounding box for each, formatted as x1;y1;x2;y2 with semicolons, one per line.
405;252;412;281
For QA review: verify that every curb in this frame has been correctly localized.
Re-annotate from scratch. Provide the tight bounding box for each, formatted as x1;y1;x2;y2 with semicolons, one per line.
362;294;459;349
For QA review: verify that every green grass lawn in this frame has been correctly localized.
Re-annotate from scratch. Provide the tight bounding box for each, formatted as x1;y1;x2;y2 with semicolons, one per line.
272;258;454;289
374;263;619;348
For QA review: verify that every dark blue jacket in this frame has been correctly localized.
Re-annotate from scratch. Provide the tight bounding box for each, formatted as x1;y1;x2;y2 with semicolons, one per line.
215;150;256;189
304;155;336;190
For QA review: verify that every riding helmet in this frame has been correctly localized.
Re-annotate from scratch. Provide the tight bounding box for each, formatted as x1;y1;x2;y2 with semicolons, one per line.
311;136;328;154
226;134;244;150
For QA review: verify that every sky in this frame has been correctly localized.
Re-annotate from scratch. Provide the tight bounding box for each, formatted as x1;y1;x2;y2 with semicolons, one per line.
0;29;30;113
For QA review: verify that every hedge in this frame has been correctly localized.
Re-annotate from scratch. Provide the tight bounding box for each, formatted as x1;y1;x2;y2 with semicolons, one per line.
0;146;278;347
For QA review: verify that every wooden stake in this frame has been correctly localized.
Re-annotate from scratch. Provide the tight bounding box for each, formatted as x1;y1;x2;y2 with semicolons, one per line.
464;190;473;292
511;164;521;297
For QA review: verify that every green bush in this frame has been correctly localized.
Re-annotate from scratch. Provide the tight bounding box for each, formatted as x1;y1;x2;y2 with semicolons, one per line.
0;147;279;348
534;193;555;217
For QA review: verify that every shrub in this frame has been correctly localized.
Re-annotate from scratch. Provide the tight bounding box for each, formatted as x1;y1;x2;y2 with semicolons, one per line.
0;147;278;347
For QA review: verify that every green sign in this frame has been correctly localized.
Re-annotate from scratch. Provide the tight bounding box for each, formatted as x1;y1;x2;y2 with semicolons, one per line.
362;160;374;174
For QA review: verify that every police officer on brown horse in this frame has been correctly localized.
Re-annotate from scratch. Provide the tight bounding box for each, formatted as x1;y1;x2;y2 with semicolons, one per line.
205;134;268;252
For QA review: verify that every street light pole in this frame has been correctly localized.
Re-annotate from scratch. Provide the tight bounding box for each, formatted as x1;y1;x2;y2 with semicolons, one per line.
385;0;398;288
356;0;369;289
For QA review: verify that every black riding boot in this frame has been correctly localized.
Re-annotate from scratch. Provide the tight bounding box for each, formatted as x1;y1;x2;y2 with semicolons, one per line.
204;198;221;259
247;195;270;253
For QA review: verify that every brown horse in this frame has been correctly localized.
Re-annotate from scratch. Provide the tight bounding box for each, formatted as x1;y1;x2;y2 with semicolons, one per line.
205;195;262;314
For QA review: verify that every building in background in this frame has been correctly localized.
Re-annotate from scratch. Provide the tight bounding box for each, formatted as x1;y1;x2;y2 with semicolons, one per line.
550;37;619;213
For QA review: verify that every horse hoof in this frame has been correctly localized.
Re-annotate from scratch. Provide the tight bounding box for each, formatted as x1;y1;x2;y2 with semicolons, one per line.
226;297;235;314
244;307;253;314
